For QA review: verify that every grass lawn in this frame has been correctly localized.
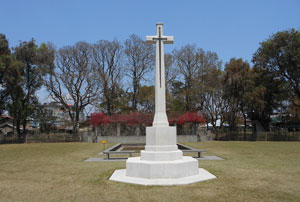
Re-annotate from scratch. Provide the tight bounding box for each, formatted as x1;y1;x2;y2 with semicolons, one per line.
0;142;299;202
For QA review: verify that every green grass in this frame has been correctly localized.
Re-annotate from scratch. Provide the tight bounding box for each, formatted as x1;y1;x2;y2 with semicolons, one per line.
0;142;299;202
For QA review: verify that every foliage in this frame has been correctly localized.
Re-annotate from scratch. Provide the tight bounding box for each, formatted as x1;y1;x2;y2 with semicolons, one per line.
176;112;206;125
0;37;52;141
246;67;287;130
223;58;252;131
252;28;300;107
34;104;57;134
168;81;186;113
90;112;111;126
117;112;153;125
90;112;153;127
0;34;11;113
90;111;205;127
136;85;155;112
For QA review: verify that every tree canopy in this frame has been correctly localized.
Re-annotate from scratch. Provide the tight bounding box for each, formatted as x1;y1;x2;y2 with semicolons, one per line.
253;29;300;107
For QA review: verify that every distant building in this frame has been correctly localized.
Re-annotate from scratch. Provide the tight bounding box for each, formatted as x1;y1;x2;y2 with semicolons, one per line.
0;114;14;135
37;102;85;132
1;102;86;135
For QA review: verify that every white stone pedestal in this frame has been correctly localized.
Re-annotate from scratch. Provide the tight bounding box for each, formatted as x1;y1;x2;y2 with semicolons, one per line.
126;126;199;179
110;168;216;186
109;126;216;185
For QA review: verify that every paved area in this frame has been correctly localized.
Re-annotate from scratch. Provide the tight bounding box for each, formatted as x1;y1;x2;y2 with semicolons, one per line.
194;156;224;160
84;155;224;162
85;157;127;162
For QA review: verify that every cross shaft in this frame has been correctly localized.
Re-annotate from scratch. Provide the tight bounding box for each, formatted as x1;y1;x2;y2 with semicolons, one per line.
152;27;167;87
146;23;173;127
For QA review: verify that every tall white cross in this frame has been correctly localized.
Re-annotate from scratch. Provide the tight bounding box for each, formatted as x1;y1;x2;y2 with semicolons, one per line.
146;23;174;127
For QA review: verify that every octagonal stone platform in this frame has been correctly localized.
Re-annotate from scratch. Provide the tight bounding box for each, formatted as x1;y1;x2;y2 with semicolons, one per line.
110;168;216;186
126;156;198;179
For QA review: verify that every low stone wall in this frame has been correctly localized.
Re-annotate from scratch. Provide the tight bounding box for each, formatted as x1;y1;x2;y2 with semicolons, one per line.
83;134;199;143
178;135;199;142
212;130;300;141
93;123;146;137
82;123;212;143
0;133;81;144
93;123;203;137
255;132;300;141
96;135;145;144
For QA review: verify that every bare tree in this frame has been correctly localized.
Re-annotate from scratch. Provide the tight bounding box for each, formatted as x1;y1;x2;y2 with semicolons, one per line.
173;44;204;111
91;40;123;115
164;53;177;111
165;53;176;90
124;34;154;111
202;67;227;130
195;50;222;111
44;42;98;135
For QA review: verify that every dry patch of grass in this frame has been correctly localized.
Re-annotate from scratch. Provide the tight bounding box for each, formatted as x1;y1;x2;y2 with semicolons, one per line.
0;142;299;202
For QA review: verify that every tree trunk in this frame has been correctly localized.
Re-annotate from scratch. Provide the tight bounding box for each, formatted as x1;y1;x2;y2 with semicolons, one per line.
106;97;112;115
73;119;78;136
132;79;138;111
243;113;247;140
92;129;97;143
22;120;27;143
16;118;22;143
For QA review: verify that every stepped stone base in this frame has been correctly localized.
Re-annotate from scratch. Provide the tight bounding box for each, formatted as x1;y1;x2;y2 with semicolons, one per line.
110;168;216;186
126;156;198;179
109;126;217;185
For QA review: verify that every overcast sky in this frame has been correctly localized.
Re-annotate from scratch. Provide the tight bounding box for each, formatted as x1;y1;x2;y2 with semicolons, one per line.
1;0;300;103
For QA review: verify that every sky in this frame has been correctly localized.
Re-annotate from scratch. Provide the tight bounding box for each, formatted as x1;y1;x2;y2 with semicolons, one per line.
1;0;300;103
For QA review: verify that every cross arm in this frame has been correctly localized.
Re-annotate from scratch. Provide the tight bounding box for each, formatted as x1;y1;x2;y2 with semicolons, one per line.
146;36;174;44
164;36;174;44
146;36;157;44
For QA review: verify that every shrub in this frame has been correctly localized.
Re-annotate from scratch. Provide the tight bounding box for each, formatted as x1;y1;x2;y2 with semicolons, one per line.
90;111;205;127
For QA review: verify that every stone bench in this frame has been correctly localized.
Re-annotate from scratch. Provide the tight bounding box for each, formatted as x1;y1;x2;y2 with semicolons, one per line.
182;149;207;158
103;151;135;160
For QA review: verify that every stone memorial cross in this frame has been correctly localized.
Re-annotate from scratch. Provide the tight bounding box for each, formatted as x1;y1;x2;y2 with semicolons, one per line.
109;23;216;185
146;23;173;127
